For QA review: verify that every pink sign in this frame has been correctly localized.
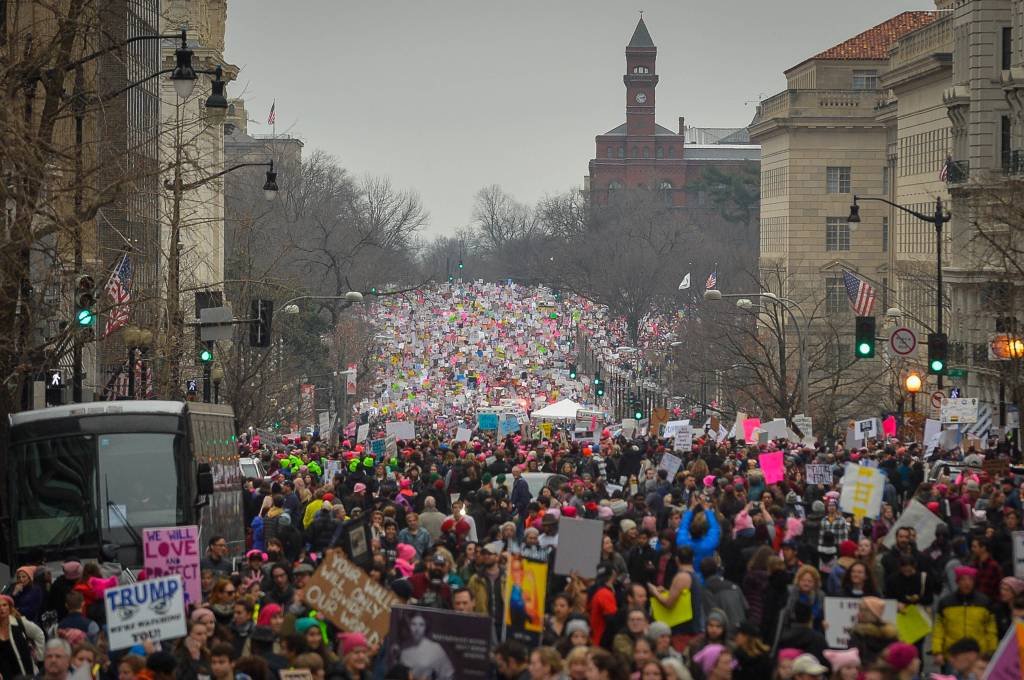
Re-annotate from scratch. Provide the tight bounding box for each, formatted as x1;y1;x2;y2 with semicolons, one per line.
742;418;761;442
758;450;785;485
143;526;201;606
882;415;897;437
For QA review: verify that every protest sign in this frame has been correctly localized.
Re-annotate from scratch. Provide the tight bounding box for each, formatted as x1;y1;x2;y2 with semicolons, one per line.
792;415;813;443
983;458;1010;478
538;422;552;439
370;438;386;457
923;418;942;453
982;621;1024;680
304;549;404;647
1014;531;1024;579
499;414;519;436
742;418;761;443
824;597;897;648
881;499;944;551
941;397;979;424
758;451;785;485
673;423;693;452
763;418;789;440
385;434;398;459
356;423;369;443
649;408;669;437
386;420;415;440
477;412;499;430
895;604;931;644
855;418;878;440
455;427;472;442
882;415;897;437
386;605;492;679
104;575;186;651
503;553;547;646
658;452;683;479
279;671;313;680
553;517;604;578
806;464;832;486
143;526;200;606
324;459;343;481
621;418;637;438
662;420;688;440
839;464;884;520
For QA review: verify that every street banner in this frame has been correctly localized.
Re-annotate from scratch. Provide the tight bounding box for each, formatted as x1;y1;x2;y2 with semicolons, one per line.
104;575;186;651
1013;531;1024;579
824;597;897;648
981;621;1024;680
553;517;604;578
882;499;943;550
806;464;832;486
345;363;357;396
143;526;200;607
673;423;693;452
503;552;547;647
758;451;785;485
839;464;884;520
304;549;403;647
941;397;979;424
657;452;683;480
386;605;492;679
386;420;415;440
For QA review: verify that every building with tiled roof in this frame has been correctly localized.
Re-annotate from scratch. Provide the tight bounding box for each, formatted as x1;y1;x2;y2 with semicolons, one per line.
803;11;937;64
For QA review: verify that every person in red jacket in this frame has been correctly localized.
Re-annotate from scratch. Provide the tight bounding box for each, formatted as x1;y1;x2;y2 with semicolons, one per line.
588;562;618;645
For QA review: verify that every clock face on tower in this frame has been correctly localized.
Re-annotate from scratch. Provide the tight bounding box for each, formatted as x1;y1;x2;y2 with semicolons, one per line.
635;92;647;104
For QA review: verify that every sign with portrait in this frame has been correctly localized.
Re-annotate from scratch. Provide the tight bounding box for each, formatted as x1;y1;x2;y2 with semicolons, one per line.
385;605;492;679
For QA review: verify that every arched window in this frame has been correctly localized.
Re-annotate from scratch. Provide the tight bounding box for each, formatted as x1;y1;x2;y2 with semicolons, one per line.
658;180;673;203
656;146;664;159
632;65;650;74
667;146;675;158
631;146;638;158
608;180;623;197
643;147;650;159
618;146;625;158
607;146;613;158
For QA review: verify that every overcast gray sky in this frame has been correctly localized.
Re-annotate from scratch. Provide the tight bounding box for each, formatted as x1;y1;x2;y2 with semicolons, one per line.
227;0;926;237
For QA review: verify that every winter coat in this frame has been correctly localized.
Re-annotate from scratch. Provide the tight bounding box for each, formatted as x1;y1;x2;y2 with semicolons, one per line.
932;589;998;656
849;622;898;666
11;584;43;623
701;574;748;633
0;614;38;680
741;569;769;629
250;515;266;552
306;512;338;553
675;509;721;576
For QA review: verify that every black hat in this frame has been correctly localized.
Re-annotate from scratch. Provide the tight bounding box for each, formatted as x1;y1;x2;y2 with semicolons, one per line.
249;626;276;643
146;652;177;674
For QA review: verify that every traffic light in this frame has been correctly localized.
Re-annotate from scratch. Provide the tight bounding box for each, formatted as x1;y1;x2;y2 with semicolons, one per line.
595;379;605;397
593;371;601;386
249;299;273;347
369;287;378;295
854;316;876;358
448;275;454;283
458;260;464;270
927;332;948;374
632;398;644;420
75;274;96;326
568;363;577;380
199;346;214;363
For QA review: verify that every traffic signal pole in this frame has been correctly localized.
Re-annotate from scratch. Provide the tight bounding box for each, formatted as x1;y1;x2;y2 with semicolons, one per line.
202;341;213;403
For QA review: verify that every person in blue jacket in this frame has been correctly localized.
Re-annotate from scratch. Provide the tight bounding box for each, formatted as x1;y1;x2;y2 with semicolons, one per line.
676;497;721;583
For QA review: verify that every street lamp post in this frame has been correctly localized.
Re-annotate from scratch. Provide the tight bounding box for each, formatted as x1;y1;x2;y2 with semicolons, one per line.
849;195;951;386
704;289;810;416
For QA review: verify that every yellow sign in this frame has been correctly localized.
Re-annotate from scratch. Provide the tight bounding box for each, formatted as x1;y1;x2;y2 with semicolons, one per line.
896;604;931;644
651;589;693;628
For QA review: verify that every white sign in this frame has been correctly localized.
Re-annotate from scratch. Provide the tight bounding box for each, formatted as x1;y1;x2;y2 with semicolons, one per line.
1014;531;1024;579
792;415;814;444
658;452;683;478
881;499;944;551
824;597;897;648
923;419;942;454
663;420;689;439
104;575;186;651
806;464;832;486
553;517;604;578
621;418;638;438
888;327;917;356
941;397;979;424
855;418;878;440
385;420;416;440
454;427;472;443
673;424;693;452
839;463;885;520
356;424;369;443
763;418;789;440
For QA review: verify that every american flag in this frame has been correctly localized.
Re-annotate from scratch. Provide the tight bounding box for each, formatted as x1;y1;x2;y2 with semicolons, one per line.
705;269;717;290
843;269;877;316
102;254;133;338
939;156;950;181
267;101;276;125
102;360;154;400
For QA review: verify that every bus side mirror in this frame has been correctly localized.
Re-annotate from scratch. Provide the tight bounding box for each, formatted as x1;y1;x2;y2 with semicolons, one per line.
197;463;214;496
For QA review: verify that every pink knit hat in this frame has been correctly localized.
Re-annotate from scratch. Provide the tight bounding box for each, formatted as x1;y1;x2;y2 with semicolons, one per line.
823;648;860;670
338;632;368;656
732;510;754;538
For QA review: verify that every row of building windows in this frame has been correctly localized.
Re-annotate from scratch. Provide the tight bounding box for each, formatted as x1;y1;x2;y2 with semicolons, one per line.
894;202;952;255
760;216;787;252
761;167;788;198
606;145;678;159
608;180;674;191
898;128;951;177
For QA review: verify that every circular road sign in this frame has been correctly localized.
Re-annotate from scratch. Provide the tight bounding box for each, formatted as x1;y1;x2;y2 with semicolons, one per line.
889;327;917;356
930;390;945;409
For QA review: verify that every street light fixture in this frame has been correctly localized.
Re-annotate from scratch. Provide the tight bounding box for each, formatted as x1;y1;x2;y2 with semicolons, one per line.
262;161;279;202
169;31;197;99
281;291;365;315
204;66;228;124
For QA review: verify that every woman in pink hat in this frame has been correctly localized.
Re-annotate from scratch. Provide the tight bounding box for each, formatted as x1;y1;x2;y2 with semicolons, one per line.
822;648;860;680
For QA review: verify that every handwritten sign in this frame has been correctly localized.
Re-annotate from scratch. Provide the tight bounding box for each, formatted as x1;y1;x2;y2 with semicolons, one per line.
839;464;884;520
658;452;683;479
673;424;693;452
824;597;897;648
143;526;200;606
104;575;186;651
806;464;832;486
477;413;499;430
304;549;404;647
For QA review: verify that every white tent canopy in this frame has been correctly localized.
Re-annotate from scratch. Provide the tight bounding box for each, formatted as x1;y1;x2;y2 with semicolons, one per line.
531;398;584;421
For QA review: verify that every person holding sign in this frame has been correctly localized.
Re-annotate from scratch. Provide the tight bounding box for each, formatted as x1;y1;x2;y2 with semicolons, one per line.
648;547;700;649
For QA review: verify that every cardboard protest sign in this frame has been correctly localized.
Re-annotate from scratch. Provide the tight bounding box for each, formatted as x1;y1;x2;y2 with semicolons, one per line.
805;464;832;486
356;424;369;443
663;420;688;440
104;575;186;651
553;517;604;578
649;408;669;437
758;451;785;485
673;423;693;452
792;414;813;442
455;427;472;442
658;453;683;479
143;526;200;606
621;418;637;438
386;605;492;679
386;420;415;440
824;597;897;648
839;464;884;520
304;549;404;647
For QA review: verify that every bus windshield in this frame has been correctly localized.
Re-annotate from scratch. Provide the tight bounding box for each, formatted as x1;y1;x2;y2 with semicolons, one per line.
11;432;187;551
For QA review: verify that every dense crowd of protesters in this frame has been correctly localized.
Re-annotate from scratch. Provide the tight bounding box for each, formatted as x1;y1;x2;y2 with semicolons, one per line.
4;419;1021;680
